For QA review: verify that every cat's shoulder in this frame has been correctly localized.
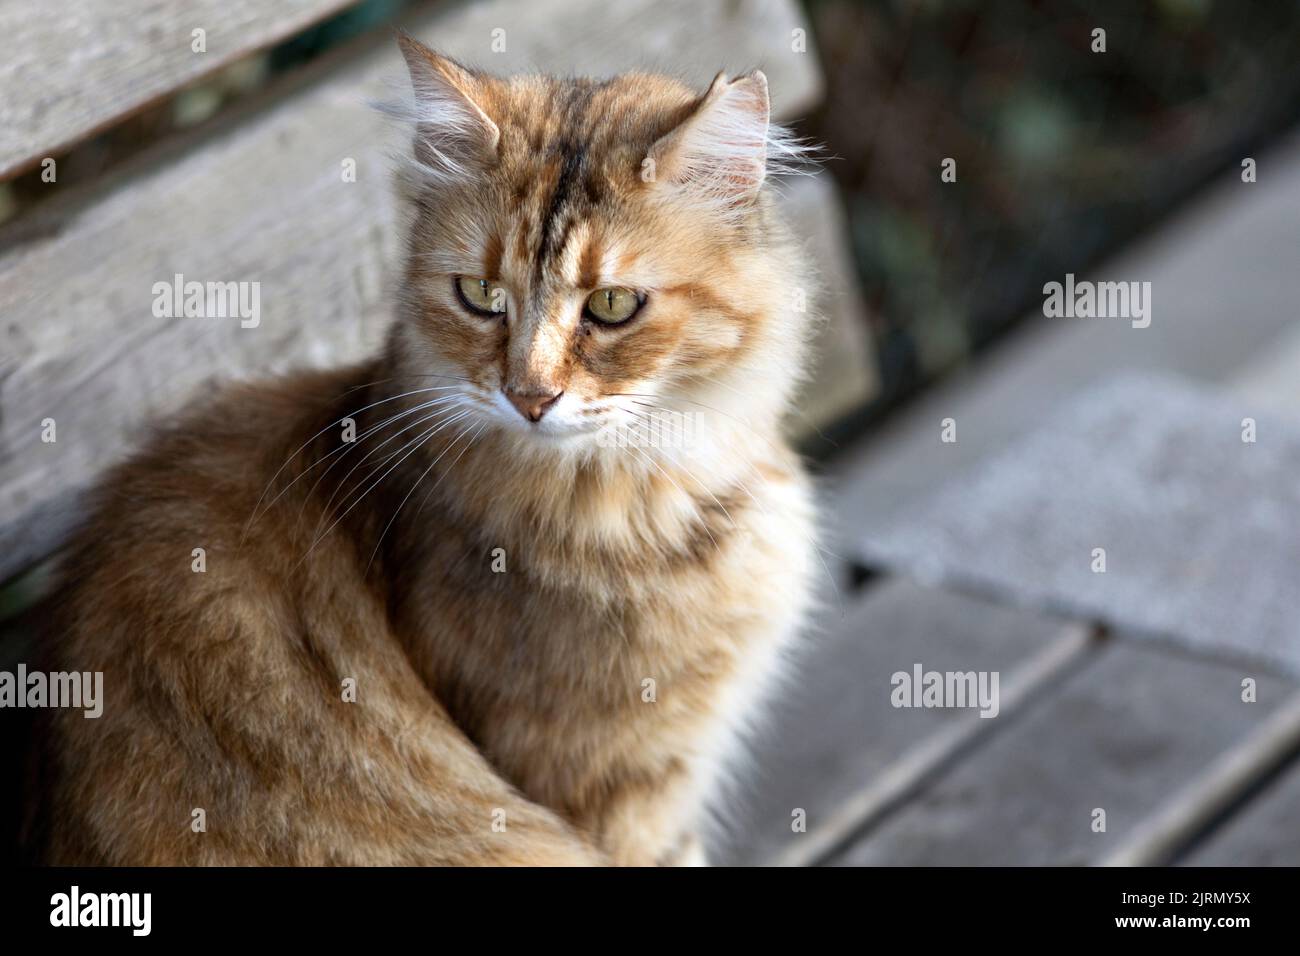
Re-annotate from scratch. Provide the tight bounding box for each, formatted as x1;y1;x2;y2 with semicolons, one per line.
63;363;369;568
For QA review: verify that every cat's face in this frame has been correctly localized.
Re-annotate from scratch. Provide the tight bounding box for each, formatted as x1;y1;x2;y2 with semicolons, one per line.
391;38;807;450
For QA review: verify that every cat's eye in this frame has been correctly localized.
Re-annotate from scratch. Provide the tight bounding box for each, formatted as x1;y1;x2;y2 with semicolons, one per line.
584;287;643;325
455;276;507;317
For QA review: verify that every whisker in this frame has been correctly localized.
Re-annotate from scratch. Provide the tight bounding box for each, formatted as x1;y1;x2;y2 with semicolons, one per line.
366;418;484;573
338;371;476;397
313;406;474;544
298;396;465;531
415;420;486;519
299;409;472;565
242;383;463;540
258;394;463;525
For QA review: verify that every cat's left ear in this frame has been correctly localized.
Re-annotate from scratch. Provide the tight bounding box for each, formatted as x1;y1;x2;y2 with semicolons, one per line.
396;33;500;175
647;70;770;209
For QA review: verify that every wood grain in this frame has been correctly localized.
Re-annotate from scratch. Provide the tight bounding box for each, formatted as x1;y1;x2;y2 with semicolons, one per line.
709;577;1082;866
0;0;365;180
1103;690;1300;865
0;0;824;582
829;641;1296;865
1178;745;1300;865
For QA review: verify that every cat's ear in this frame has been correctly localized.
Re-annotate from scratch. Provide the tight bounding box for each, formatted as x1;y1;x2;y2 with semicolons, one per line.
396;33;500;176
648;70;771;210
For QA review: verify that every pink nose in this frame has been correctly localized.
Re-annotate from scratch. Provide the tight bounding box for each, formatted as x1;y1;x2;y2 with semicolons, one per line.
504;388;562;423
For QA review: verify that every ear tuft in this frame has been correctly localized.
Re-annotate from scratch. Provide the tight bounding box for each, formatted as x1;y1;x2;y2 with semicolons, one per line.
391;33;500;182
648;70;777;213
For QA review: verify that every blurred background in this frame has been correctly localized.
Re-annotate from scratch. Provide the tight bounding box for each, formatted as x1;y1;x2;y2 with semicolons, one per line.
3;0;1300;866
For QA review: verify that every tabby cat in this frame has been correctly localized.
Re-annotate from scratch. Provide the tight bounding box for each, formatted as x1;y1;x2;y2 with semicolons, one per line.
30;35;818;866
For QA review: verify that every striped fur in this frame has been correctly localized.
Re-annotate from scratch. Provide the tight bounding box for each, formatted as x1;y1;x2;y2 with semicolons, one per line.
30;37;819;866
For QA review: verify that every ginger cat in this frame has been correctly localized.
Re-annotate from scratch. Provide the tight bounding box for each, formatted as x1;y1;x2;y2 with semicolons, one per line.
30;35;818;866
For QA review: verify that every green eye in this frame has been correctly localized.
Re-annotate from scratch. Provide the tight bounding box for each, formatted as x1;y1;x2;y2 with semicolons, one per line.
585;287;642;325
455;276;507;316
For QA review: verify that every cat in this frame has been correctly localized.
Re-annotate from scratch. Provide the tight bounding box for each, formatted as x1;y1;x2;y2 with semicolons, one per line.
28;34;819;866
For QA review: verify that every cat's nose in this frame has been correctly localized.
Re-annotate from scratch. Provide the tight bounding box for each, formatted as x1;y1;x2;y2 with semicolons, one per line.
503;387;562;423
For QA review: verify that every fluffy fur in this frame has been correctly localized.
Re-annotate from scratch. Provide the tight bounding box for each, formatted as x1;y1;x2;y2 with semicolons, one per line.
28;36;818;866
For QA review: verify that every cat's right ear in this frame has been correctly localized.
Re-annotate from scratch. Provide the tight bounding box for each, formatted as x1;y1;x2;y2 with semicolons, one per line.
396;34;500;176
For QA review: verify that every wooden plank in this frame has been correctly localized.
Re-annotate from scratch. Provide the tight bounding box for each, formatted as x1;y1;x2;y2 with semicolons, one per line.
1178;754;1300;865
855;374;1300;678
772;622;1097;867
0;0;365;181
708;577;1085;866
829;642;1297;865
1103;691;1300;865
0;0;822;581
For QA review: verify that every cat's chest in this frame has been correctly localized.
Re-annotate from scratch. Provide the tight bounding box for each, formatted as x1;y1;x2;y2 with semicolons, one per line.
418;555;802;812
395;476;815;802
409;478;803;638
414;527;792;687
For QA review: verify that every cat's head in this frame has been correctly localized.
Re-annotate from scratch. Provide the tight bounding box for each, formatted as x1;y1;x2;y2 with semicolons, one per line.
387;35;814;455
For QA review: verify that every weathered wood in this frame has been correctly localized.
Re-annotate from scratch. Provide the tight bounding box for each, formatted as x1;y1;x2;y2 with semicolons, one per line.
855;373;1300;678
1103;691;1300;865
1178;751;1300;865
708;577;1084;866
771;621;1098;867
0;0;825;582
829;641;1296;865
0;0;364;180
